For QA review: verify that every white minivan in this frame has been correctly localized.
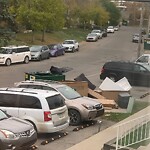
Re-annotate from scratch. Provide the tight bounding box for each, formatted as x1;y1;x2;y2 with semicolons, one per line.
0;45;31;66
0;88;69;133
135;54;150;65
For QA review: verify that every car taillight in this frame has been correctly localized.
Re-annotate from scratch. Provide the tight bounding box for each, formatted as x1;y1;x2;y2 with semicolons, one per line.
101;67;105;73
44;111;52;122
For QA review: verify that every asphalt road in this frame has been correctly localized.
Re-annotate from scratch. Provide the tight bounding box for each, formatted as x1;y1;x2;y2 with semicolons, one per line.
0;26;149;150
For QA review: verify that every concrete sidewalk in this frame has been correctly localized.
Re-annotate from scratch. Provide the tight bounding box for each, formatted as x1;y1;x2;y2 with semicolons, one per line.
66;106;150;150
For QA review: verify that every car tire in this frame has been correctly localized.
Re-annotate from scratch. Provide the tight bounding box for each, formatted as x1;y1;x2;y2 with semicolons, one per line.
109;75;117;82
26;120;37;132
77;46;79;51
62;50;65;55
47;54;50;59
24;56;29;64
38;56;42;61
68;109;81;126
72;47;75;53
5;58;11;66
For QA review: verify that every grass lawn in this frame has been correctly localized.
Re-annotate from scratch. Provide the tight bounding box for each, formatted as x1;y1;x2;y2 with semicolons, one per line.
10;28;91;46
102;101;150;122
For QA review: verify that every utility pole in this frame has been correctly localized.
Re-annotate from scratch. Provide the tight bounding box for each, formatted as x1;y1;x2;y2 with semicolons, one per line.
147;15;150;38
137;3;144;58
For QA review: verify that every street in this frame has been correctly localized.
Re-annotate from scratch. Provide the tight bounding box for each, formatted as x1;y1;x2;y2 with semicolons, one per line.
0;26;149;150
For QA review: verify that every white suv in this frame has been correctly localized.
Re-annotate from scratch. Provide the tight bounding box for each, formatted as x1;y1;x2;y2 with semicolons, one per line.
0;88;69;133
0;45;31;66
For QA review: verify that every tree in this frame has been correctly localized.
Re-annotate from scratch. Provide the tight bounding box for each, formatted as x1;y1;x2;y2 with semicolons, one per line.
100;0;121;26
0;0;15;46
9;0;65;42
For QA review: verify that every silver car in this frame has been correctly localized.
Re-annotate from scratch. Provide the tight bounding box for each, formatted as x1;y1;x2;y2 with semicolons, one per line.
0;109;37;150
86;33;99;42
15;81;105;126
30;45;50;61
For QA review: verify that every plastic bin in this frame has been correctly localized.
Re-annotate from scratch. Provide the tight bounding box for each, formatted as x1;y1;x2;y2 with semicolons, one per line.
118;93;131;109
25;71;65;81
144;38;150;50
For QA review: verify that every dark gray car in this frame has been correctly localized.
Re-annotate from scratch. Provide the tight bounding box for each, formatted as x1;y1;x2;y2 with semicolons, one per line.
0;109;37;150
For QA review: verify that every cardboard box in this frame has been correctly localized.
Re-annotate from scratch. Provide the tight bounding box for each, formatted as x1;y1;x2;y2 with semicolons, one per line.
99;77;132;102
61;80;88;96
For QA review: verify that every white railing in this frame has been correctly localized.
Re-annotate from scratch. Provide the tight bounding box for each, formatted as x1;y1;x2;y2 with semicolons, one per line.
115;113;150;150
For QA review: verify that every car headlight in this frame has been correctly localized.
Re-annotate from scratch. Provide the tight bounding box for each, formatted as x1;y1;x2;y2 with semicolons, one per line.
82;104;94;110
1;130;19;139
0;57;5;59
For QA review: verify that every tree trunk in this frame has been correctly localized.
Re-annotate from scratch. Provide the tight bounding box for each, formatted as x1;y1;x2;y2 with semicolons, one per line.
31;31;34;43
41;29;45;42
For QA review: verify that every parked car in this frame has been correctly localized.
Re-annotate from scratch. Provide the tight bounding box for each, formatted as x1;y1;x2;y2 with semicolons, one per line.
135;54;150;65
30;45;50;61
47;44;65;57
100;61;150;87
91;30;103;39
0;45;31;66
86;33;99;42
15;81;105;126
114;26;119;31
107;26;115;33
0;88;69;133
132;33;143;43
62;40;79;52
0;109;37;150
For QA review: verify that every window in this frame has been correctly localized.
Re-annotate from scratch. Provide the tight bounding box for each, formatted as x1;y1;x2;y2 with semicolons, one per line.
16;47;30;53
137;56;149;63
19;95;42;109
134;64;147;72
42;86;57;91
46;94;65;110
0;93;18;107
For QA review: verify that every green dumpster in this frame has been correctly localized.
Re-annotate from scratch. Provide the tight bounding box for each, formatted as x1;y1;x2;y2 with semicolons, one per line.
25;71;65;81
144;38;150;50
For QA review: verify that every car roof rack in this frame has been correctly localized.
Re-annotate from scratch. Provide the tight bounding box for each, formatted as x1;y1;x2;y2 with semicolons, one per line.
0;87;37;94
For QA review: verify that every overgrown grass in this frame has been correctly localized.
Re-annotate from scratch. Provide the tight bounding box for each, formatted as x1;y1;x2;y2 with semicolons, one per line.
9;28;90;46
102;101;150;122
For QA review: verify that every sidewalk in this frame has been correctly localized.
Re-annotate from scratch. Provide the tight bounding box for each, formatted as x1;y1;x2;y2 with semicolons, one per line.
66;105;150;150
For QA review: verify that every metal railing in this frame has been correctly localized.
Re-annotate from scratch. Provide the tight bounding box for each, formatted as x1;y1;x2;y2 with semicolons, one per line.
115;113;150;150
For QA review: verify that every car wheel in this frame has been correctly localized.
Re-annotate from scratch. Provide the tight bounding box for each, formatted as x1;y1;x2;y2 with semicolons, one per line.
47;54;50;59
26;120;37;132
38;56;42;61
77;46;79;51
72;47;75;53
5;58;11;66
69;109;81;126
62;50;65;55
55;52;58;57
109;75;117;82
24;56;29;64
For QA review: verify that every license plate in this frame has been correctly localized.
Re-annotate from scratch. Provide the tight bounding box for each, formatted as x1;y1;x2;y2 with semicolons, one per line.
58;113;64;118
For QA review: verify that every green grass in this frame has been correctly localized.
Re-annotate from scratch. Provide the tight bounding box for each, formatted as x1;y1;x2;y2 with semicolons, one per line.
102;101;150;122
9;28;90;46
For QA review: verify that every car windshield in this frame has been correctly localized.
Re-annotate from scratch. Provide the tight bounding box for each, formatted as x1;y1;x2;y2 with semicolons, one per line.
142;64;150;71
48;44;55;49
0;48;12;54
63;41;74;44
57;85;82;100
0;110;8;120
92;30;101;33
88;33;97;36
30;46;42;52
